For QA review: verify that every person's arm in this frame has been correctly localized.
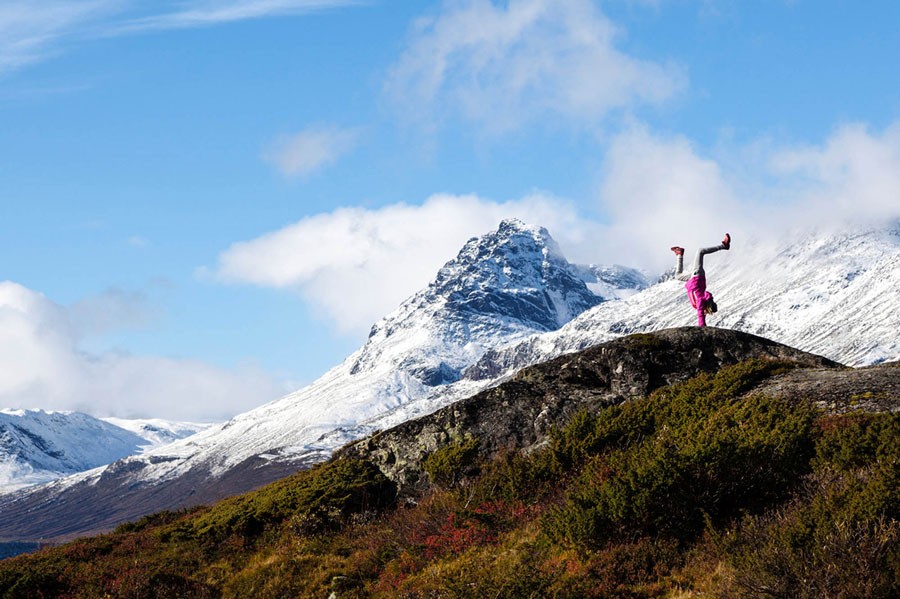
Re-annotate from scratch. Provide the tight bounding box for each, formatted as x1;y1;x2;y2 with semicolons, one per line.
697;306;706;327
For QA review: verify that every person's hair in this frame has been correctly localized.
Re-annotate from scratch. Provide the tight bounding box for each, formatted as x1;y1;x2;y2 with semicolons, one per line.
706;299;718;314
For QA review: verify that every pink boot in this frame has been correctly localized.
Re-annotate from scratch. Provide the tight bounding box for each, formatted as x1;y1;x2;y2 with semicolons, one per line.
671;246;684;256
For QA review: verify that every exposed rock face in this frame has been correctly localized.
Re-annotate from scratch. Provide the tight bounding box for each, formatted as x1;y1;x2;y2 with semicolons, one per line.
350;218;604;381
750;362;900;414
340;327;875;491
0;219;620;543
427;218;604;331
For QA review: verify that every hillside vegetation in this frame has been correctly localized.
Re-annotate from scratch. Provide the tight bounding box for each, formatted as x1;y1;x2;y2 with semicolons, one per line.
0;358;897;598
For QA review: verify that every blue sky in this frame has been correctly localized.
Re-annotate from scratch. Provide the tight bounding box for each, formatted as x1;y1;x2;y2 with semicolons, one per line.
2;0;899;420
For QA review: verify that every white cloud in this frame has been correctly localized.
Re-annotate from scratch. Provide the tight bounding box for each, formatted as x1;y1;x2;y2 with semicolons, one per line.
596;125;746;274
263;126;361;178
0;1;118;73
0;0;358;75
594;122;900;274
113;0;361;34
0;282;282;421
770;122;900;229
385;0;685;133
214;193;595;333
214;120;900;338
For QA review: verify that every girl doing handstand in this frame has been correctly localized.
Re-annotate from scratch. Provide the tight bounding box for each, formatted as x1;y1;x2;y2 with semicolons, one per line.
671;233;731;327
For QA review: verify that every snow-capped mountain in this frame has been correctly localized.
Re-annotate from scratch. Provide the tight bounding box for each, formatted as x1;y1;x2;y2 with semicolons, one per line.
463;223;900;376
0;219;626;540
348;218;605;386
166;218;607;471
100;417;214;449
572;263;649;300
0;410;209;492
2;219;898;543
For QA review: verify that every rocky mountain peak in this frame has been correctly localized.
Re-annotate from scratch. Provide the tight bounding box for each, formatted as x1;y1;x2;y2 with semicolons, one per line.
353;220;604;381
426;218;600;331
433;218;564;288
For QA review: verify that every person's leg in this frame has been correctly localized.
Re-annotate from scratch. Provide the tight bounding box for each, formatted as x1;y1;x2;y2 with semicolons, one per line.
672;247;691;281
690;247;713;275
691;234;731;275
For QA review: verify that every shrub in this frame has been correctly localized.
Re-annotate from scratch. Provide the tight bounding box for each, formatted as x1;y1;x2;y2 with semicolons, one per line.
549;359;796;472
544;360;813;547
706;411;900;598
188;457;396;544
720;478;900;598
0;561;67;599
814;412;900;472
465;446;557;504
107;569;218;599
423;436;480;488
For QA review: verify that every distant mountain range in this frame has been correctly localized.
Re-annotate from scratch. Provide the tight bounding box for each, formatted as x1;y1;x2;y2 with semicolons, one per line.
1;218;898;544
0;410;209;493
2;327;897;596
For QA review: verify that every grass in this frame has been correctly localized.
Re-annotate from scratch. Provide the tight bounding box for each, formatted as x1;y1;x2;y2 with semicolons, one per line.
0;358;896;598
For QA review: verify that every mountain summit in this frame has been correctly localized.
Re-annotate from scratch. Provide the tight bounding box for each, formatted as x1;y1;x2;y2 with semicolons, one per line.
0;220;621;541
352;218;603;385
429;218;600;330
4;219;897;544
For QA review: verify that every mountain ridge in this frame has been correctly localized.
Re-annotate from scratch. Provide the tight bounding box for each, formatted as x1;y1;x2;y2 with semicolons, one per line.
0;410;209;493
0;219;620;540
1;328;897;597
1;219;899;544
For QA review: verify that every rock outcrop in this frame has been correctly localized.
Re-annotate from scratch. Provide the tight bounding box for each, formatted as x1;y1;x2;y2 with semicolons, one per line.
340;327;900;492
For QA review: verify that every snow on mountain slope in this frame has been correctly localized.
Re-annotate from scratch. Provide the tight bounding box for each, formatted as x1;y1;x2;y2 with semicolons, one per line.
304;222;900;445
0;220;611;506
5;219;898;543
100;418;213;450
462;223;900;379
0;410;209;492
572;264;649;300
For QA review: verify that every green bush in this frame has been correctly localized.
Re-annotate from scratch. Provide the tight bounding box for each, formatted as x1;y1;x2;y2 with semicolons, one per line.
423;436;480;488
721;472;900;598
704;411;900;598
0;561;67;599
544;360;813;546
549;359;797;472
814;412;900;472
189;457;396;544
466;447;558;504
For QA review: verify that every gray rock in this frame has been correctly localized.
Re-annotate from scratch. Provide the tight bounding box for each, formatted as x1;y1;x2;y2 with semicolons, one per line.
339;327;856;492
